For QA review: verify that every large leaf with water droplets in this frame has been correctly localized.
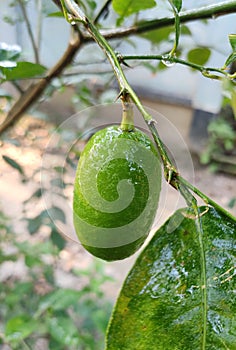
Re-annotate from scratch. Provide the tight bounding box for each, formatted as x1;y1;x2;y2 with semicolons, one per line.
106;206;236;349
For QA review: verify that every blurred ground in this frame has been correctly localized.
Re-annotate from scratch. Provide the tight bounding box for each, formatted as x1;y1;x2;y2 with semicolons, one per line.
0;100;235;303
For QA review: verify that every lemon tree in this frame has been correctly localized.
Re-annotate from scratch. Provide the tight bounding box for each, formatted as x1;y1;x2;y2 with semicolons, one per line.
0;1;236;349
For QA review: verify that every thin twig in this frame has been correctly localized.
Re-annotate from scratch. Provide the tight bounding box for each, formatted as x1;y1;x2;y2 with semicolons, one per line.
17;0;40;63
62;68;113;76
11;81;25;95
120;54;234;81
36;0;43;56
94;0;112;24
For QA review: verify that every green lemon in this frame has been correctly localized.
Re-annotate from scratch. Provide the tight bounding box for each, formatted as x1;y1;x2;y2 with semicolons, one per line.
73;125;161;261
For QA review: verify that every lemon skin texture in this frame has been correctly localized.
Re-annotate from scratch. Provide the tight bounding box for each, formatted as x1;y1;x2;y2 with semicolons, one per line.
73;125;161;261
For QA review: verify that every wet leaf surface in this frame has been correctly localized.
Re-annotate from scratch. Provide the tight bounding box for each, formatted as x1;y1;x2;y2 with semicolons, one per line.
106;206;236;349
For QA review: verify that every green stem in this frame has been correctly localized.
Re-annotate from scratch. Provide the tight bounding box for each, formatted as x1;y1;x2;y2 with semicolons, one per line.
120;96;135;131
177;175;236;220
167;0;180;56
83;0;236;41
121;54;232;81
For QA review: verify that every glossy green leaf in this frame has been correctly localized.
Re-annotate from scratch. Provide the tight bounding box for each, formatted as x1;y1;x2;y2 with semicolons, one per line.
187;48;211;66
1;61;46;81
106;206;236;349
112;0;156;18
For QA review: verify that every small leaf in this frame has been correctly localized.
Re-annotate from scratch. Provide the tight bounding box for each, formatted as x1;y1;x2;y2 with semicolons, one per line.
141;26;173;45
181;25;191;36
37;289;82;316
5;282;33;306
27;216;43;234
106;206;236;349
47;11;64;17
229;34;236;51
224;52;236;68
47;206;66;224
48;316;80;346
187;47;211;66
5;315;38;343
50;228;66;250
112;0;156;18
25;254;41;267
54;166;66;173
23;188;44;204
228;197;236;209
0;42;21;61
1;61;46;81
171;0;182;12
2;155;25;176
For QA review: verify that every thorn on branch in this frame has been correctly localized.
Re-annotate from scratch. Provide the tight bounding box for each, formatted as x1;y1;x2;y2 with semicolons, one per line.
116;53;132;68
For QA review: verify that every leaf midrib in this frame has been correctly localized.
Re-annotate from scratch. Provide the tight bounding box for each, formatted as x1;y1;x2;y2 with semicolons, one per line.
195;212;207;350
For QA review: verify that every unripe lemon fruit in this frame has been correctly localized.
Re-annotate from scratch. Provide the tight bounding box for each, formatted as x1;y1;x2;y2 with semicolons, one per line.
73;125;161;261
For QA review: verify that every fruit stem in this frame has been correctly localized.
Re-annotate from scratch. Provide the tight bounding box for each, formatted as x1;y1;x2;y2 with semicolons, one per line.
120;95;135;131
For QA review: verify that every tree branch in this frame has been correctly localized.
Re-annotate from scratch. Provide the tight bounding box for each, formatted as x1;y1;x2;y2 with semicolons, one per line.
85;0;236;41
0;29;82;135
17;0;40;63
